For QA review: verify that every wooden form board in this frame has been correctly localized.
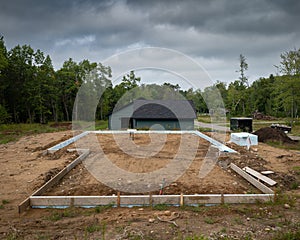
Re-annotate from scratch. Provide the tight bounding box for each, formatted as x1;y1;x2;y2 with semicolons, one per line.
230;163;274;194
47;131;89;153
19;130;275;212
243;167;277;186
18;150;90;213
29;194;274;208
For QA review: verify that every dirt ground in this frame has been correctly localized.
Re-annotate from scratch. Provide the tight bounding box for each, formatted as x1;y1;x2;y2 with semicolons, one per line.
0;131;299;239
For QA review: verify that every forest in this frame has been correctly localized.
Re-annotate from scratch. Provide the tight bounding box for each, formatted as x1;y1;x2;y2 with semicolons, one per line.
0;36;299;124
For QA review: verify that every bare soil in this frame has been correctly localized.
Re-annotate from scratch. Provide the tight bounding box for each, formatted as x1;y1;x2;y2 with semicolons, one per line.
253;127;296;144
0;131;299;239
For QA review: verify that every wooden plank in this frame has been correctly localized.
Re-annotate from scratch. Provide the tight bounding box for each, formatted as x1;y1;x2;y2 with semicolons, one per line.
47;131;89;153
243;167;277;186
29;193;274;208
230;163;274;194
224;194;274;204
184;194;222;205
32;150;89;196
18;150;89;213
261;170;274;175
30;196;117;206
120;195;150;206
18;197;31;214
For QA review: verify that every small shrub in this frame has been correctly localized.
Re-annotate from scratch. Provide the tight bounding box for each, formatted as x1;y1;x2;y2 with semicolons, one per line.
2;199;10;204
290;182;299;190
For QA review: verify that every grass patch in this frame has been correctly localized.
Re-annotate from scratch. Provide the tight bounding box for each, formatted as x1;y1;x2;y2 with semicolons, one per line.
0;123;70;144
292;166;300;175
0;199;10;209
95;120;108;130
152;203;169;211
2;199;10;204
46;208;78;221
197;127;212;132
197;115;211;123
95;203;114;213
264;193;296;207
85;224;101;233
204;217;217;224
185;235;209;240
180;205;206;213
271;229;300;240
266;141;300;151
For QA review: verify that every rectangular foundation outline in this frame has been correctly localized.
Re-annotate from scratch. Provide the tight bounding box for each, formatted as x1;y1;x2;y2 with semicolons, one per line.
18;130;276;213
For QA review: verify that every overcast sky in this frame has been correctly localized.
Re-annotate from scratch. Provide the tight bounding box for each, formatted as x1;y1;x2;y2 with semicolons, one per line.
1;0;300;89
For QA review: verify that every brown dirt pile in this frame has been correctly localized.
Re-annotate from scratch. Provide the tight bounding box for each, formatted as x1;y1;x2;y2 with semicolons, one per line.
253;127;295;144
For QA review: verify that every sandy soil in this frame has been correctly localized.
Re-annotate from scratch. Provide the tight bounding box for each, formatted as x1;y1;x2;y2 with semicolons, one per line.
0;131;299;239
45;134;252;196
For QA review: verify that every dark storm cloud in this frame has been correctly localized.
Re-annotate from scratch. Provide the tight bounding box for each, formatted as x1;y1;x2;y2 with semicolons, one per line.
0;0;299;82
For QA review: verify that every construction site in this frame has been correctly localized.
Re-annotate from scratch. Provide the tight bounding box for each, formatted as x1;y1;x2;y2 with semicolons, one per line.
0;125;299;239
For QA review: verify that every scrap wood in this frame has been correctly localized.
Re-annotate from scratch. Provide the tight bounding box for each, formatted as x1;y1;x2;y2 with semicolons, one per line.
243;166;277;186
156;212;180;227
261;170;274;175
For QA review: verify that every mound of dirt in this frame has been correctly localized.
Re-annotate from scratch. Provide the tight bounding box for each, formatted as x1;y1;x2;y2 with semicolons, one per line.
253;127;295;144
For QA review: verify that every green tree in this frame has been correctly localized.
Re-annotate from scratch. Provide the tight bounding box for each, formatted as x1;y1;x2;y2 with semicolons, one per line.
237;54;249;87
275;48;300;123
0;36;9;121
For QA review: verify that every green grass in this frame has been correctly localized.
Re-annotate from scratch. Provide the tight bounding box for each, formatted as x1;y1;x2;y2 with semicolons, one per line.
95;203;114;213
185;235;209;240
152;203;169;211
292;166;300;175
197;115;211;123
95;120;108;130
0;123;70;144
46;208;78;221
0;120;109;144
0;199;10;209
85;224;101;233
271;229;300;240
266;141;300;151
2;199;9;204
180;205;206;213
204;217;217;224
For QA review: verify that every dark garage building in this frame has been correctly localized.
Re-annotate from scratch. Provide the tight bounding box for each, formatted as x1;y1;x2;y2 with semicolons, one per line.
109;99;196;130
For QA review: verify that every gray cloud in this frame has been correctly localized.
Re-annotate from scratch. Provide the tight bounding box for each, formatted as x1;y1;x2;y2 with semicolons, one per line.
0;0;299;84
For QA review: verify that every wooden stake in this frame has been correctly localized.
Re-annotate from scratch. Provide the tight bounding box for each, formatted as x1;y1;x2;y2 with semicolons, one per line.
117;192;121;207
149;193;153;207
180;193;184;207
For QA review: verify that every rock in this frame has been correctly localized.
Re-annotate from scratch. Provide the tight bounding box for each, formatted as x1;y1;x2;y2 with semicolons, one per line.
284;204;290;209
164;210;171;216
148;218;155;223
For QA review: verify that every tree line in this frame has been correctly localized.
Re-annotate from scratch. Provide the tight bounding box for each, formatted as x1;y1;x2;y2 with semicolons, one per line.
0;36;299;124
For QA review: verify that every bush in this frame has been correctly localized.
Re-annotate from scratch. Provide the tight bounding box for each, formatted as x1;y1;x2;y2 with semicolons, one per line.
0;104;10;124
